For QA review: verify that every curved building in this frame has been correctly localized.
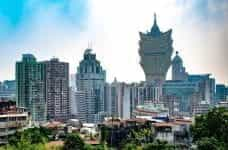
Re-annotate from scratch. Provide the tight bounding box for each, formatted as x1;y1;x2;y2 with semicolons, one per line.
139;14;173;83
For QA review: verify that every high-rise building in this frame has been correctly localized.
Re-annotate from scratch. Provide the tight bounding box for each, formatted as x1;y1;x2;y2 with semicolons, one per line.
70;74;76;90
188;74;215;104
226;87;228;100
216;84;227;103
2;80;16;91
129;82;162;105
0;80;16;101
69;74;77;118
70;87;77;117
139;14;173;83
105;79;131;119
0;82;3;91
104;82;116;116
172;51;188;81
44;58;70;121
16;54;46;122
75;90;95;122
76;48;106;123
162;80;200;116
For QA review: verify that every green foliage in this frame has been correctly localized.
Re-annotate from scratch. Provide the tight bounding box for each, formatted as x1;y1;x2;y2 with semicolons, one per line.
122;143;139;150
0;127;54;150
0;142;45;150
191;107;228;148
63;133;85;150
100;126;109;143
84;144;108;150
8;127;52;146
196;137;225;150
142;140;175;150
121;128;154;147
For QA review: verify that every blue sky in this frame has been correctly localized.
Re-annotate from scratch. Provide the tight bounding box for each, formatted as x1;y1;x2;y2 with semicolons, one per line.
0;0;227;84
0;0;88;39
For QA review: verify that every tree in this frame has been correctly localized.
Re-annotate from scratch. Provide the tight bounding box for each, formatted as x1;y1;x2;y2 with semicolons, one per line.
83;144;109;150
63;133;85;150
100;126;109;143
142;140;175;150
196;137;224;150
123;128;154;146
8;127;50;146
122;143;140;150
191;107;228;148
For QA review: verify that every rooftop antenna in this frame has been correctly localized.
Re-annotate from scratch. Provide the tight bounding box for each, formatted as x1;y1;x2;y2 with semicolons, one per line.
87;41;93;49
87;41;90;49
154;13;157;25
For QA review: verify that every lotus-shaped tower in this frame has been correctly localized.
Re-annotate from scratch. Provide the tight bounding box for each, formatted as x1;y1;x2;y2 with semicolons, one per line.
139;14;173;83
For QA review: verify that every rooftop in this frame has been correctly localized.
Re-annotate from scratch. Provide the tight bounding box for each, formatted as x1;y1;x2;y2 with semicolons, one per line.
136;103;169;113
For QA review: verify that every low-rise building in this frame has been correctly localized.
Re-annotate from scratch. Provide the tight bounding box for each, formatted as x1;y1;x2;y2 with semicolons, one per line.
132;103;169;118
217;101;228;108
153;118;192;146
98;117;192;148
0;101;30;144
192;101;211;115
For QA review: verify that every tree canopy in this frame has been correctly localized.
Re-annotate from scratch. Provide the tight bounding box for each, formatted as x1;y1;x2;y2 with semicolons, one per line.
191;107;228;149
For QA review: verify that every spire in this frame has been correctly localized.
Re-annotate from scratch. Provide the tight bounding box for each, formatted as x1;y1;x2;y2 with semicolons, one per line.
150;13;161;37
154;13;157;26
176;51;179;56
173;51;183;64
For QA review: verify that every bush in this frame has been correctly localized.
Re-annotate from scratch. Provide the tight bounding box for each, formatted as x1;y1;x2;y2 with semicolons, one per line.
63;133;85;150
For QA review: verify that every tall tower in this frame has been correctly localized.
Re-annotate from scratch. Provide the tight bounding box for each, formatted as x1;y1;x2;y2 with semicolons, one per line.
44;58;70;121
139;14;173;83
16;54;46;122
76;48;106;123
172;51;188;81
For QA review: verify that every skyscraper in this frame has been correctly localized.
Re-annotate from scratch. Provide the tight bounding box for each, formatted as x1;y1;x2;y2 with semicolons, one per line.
172;51;188;81
76;48;106;123
44;58;70;121
16;54;46;122
139;14;173;83
105;80;131;119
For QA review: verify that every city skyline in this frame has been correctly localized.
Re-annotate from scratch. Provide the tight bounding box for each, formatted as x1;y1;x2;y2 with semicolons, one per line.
0;0;228;84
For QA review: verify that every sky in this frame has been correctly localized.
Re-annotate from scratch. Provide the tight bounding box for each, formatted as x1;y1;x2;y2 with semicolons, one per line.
0;0;227;84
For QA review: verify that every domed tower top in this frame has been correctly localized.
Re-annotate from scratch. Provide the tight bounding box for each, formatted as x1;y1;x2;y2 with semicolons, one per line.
173;51;183;64
84;48;92;55
172;51;188;81
150;13;161;37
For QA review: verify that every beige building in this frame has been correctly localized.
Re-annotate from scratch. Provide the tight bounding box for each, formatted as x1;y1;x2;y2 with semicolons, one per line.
0;107;30;144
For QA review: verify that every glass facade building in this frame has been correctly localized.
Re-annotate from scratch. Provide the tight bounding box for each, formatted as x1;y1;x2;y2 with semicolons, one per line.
16;54;46;122
139;14;173;83
216;84;227;103
76;48;106;123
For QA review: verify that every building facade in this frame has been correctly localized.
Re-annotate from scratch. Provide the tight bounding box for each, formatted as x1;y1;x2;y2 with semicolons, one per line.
172;51;188;81
215;84;227;103
188;74;215;104
16;54;46;122
0;80;16;101
0;103;30;144
44;58;70;121
162;80;200;116
139;14;173;83
76;48;106;123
